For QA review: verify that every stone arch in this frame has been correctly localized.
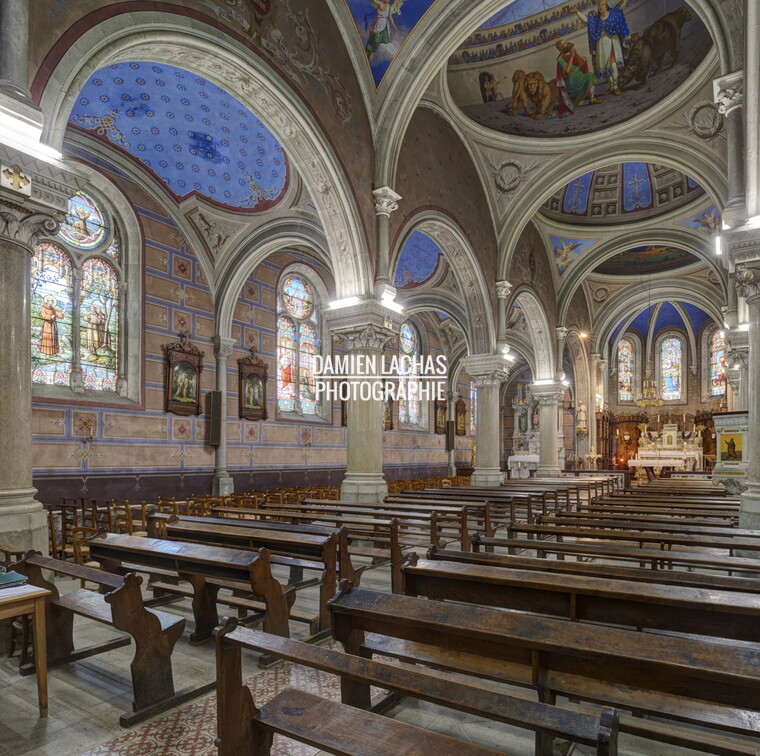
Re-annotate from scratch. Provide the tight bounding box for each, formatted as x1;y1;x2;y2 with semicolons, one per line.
35;15;370;299
557;227;728;325
215;218;332;341
392;210;495;355
511;287;554;380
498;142;728;282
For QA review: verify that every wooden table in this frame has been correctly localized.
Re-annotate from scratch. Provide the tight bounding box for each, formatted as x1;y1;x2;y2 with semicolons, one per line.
0;584;50;716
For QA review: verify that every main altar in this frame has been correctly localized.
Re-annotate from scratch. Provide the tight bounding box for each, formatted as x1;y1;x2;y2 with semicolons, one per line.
631;423;704;474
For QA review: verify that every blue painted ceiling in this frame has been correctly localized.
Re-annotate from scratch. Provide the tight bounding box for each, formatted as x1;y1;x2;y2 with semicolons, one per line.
69;61;288;211
394;230;443;288
614;302;714;345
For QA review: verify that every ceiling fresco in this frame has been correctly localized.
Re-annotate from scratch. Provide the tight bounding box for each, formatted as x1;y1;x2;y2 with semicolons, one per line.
69;62;288;211
678;204;722;235
594;244;700;276
549;234;597;276
394;229;443;288
344;0;440;88
541;162;704;224
447;0;711;138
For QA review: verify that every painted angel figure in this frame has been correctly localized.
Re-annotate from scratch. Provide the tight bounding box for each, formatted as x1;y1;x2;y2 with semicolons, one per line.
364;0;403;58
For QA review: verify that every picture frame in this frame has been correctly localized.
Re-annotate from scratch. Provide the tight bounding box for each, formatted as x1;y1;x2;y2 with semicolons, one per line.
455;397;467;436
434;399;447;435
384;385;394;431
163;332;204;416
238;347;268;421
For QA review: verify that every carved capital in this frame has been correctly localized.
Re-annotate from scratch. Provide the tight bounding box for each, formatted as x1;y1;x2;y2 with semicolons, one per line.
495;280;512;299
736;263;760;302
0;204;59;250
372;186;401;217
333;323;396;352
532;382;564;406
213;336;236;360
555;326;569;341
462;353;510;387
713;71;743;116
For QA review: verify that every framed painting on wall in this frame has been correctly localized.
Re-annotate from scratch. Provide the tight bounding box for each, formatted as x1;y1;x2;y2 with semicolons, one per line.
164;332;203;416
384;388;394;431
238;348;268;421
434;399;446;435
455;398;467;436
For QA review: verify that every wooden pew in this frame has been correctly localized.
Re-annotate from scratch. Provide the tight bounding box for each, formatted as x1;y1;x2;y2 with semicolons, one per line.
548;511;741;531
216;620;621;756
155;515;338;635
87;533;291;646
402;557;760;643
426;546;760;595
15;553;212;726
207;507;407;592
471;535;760;577
582;503;739;522
329;584;760;750
213;620;509;756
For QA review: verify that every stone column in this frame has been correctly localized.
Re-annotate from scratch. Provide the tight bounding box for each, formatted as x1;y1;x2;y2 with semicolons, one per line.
212;336;235;496
588;352;600;456
372;186;401;292
533;383;564;477
0;208;59;553
0;0;31;103
495;280;512;350
736;263;760;530
329;302;400;503
598;358;608;408
555;327;568;380
714;72;746;227
462;355;510;487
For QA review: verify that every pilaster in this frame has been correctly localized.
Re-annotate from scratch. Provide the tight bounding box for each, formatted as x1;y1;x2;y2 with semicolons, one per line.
495;280;512;350
372;186;401;289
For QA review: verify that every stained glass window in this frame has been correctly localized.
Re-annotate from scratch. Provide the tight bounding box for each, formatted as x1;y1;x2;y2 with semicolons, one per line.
58;192;108;250
31;191;124;394
660;336;683;400
399;321;422;427
31;243;74;386
277;275;320;416
617;338;634;402
80;259;119;391
709;329;726;397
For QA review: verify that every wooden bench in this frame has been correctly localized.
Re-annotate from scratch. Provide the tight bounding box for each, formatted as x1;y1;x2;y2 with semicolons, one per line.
15;552;212;726
471;535;760;577
402;556;760;643
87;533;291;647
546;512;743;533
329;584;760;751
154;515;339;636
581;503;739;522
215;619;621;756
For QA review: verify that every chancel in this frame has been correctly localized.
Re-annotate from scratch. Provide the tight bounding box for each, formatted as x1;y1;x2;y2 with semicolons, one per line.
1;0;760;754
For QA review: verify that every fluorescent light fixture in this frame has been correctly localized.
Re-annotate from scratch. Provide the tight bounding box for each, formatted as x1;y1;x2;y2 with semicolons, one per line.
328;296;360;310
715;235;722;255
722;220;732;231
0;111;63;164
380;291;404;313
748;215;760;229
719;330;725;338
739;323;750;331
562;379;570;387
533;379;554;386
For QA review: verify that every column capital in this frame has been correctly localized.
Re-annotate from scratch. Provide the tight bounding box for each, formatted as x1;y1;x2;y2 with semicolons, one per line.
531;382;564;405
372;186;402;217
327;300;402;352
736;263;760;303
461;353;510;387
713;70;743;116
495;280;512;299
555;326;569;339
0;204;58;251
213;335;236;359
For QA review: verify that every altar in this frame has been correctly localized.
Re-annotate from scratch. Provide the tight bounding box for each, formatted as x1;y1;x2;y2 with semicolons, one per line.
630;423;704;476
507;454;539;479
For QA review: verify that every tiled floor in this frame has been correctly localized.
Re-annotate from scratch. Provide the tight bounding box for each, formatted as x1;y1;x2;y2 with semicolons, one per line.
0;552;754;755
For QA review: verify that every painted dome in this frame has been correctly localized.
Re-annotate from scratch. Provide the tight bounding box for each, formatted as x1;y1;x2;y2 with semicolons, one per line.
541;163;704;224
69;62;288;211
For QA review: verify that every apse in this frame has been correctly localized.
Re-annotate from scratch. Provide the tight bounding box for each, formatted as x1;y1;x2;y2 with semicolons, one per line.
68;62;288;211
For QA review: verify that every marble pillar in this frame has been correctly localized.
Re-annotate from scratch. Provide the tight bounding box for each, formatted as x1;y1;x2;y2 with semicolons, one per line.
0;0;31;103
372;186;401;291
736;264;760;530
446;389;456;477
212;336;235;496
462;355;510;486
533;383;564;477
495;281;512;350
0;210;59;553
329;303;399;503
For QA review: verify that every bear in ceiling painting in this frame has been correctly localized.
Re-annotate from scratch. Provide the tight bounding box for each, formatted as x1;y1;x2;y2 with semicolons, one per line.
447;0;711;138
345;0;440;87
